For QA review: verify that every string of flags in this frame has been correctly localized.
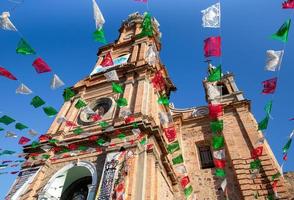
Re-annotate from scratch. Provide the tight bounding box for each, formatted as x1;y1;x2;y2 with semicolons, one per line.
252;2;293;199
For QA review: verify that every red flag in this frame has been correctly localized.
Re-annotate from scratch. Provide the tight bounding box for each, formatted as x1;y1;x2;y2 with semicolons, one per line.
0;67;17;80
30;153;39;157
100;52;114;67
11;171;19;175
147;144;154;150
152;71;165;91
39;135;50;142
68;144;78;151
272;180;278;192
65;121;77;127
208;103;223;119
180;176;190;188
89;135;99;141
32;57;52;73
95;147;102;153
262;77;277;94
91;114;102;122
164;126;177;142
18;136;30;145
204;36;221;57
283;153;288;161
53;146;62;153
214;159;226;168
125;115;135;124
251;146;263;159
283;0;294;8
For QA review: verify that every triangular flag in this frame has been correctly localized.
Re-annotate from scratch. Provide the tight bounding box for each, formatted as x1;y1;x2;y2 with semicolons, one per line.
151;71;165;91
207;84;221;99
75;99;87;109
265;50;284;71
184;185;193;197
258;115;270;131
112;82;124;94
0;12;17;31
167;141;180;154
93;28;106;43
16;83;32;95
28;129;38;137
174;165;187;175
212;135;224;150
0;67;17;80
104;70;119;81
214;159;226;168
0;127;4;131
204;36;221;57
57;116;67;124
251;146;263;159
210;120;223;133
201;3;221;28
63;88;76;102
157;95;169;105
15;123;28;130
213;149;225;160
0;115;15;125
138;12;153;38
5;131;17;138
208;103;223;119
16;38;36;55
116;98;128;107
282;138;292;153
172;154;184;165
180;176;190;188
92;0;105;30
262;77;278;94
250;159;261;170
145;44;158;66
215;168;226;177
264;100;273;115
221;178;227;191
271;19;291;43
43;106;58;117
73;127;84;135
100;52;114;67
30;96;45;108
18;136;30;145
50;74;65;89
207;65;222;82
32;57;52;73
283;0;294;8
164;127;177;142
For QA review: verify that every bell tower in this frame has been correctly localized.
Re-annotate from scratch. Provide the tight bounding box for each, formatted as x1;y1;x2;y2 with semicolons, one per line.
6;12;181;200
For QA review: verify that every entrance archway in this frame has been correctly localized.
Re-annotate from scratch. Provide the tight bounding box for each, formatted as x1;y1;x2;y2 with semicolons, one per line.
38;161;97;200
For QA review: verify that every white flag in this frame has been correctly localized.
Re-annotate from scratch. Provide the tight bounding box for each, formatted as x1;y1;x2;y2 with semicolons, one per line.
0;12;17;31
201;3;221;28
289;130;294;139
255;137;265;146
221;178;227;191
57;116;67;124
213;149;225;160
40;145;52;152
145;45;158;66
207;84;221;99
5;131;17;138
174;164;187;175
92;0;105;30
265;50;284;71
28;129;38;136
16;83;33;95
82;106;95;115
104;70;119;81
132;128;141;136
50;74;65;89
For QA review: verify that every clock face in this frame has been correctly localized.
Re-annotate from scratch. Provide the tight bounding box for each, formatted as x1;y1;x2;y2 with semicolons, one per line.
77;97;113;126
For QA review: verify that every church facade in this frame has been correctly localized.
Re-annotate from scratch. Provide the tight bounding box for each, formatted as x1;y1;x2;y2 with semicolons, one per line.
6;13;290;200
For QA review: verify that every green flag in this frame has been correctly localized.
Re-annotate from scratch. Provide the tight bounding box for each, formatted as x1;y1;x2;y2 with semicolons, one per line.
73;127;84;135
0;150;16;155
271;19;291;43
172;154;184;165
215;168;226;177
118;133;126;140
15;123;28;130
210;120;223;133
16;38;36;55
0;127;4;131
267;194;275;200
97;138;106;146
264;100;273;115
140;137;147;145
31;141;40;148
250;159;261;170
0;115;15;125
78;146;88;151
49;139;58;144
99;121;109;129
283;138;292;153
208;65;222;82
167;141;180;154
30;96;45;108
63;88;76;102
212;135;224;150
157;96;169;105
112;82;124;94
258;115;269;131
75;99;87;109
93;28;106;43
184;185;193;197
271;172;281;181
132;122;138;129
138;12;153;38
43;107;58;117
116;98;128;107
42;154;50;159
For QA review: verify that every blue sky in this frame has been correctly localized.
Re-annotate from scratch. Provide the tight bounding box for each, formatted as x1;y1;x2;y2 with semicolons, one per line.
0;0;293;198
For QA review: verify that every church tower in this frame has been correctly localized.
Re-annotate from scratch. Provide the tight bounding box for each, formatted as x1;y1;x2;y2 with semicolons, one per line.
6;13;290;200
